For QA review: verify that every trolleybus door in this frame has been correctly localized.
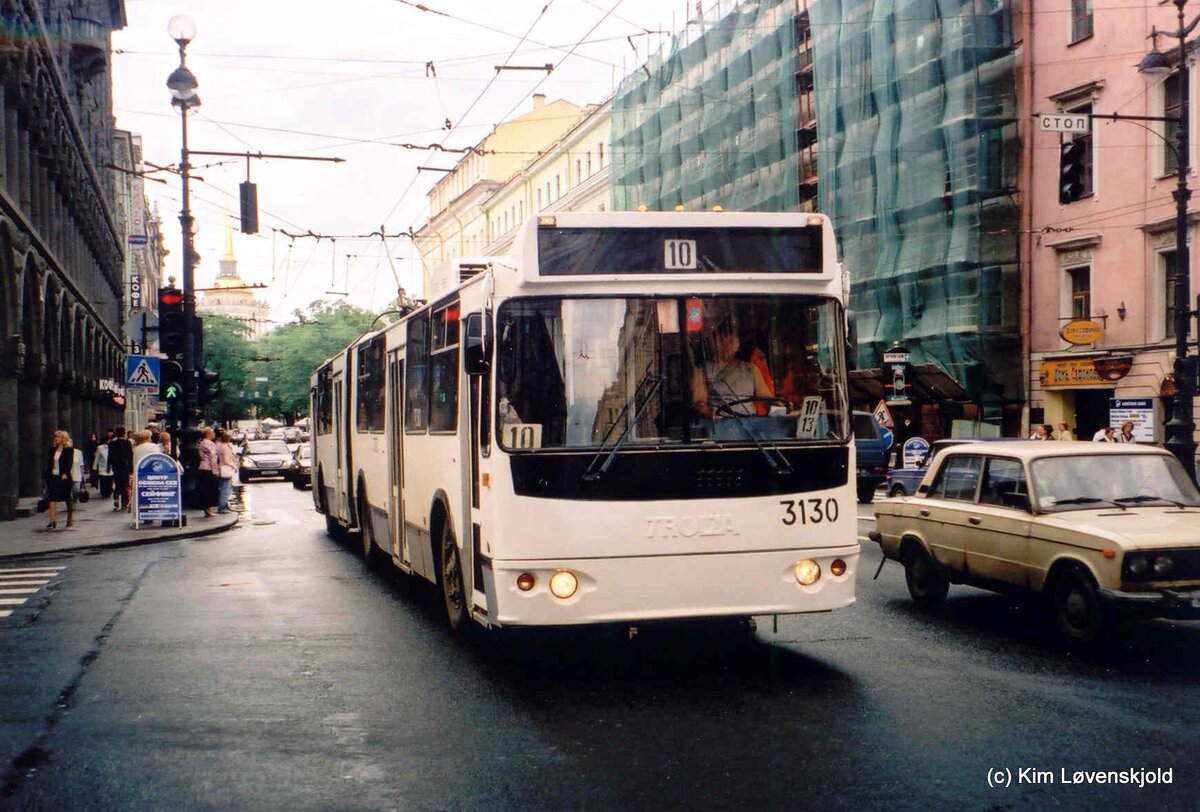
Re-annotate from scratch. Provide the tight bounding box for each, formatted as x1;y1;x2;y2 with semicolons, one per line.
387;352;407;564
332;371;348;523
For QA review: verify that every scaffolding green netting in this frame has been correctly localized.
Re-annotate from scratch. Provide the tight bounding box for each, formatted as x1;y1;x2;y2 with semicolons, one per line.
810;0;1022;405
610;0;799;213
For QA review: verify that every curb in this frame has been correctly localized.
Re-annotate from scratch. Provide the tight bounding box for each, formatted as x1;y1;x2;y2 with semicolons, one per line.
0;513;240;562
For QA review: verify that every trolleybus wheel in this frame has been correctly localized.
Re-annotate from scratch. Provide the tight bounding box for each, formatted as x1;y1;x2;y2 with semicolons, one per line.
439;520;468;632
358;489;382;568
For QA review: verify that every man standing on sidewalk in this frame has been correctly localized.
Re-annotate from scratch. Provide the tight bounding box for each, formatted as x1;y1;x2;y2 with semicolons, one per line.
108;426;133;512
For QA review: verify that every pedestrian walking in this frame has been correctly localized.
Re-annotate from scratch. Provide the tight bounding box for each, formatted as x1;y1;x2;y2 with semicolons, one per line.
197;427;220;517
93;435;114;498
159;430;173;457
1029;424;1047;440
82;431;99;488
1055;421;1074;441
43;429;83;529
1092;426;1116;442
108;426;133;511
1117;420;1136;443
215;428;238;514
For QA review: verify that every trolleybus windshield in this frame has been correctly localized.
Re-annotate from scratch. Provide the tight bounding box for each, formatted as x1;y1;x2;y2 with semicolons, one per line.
495;295;848;450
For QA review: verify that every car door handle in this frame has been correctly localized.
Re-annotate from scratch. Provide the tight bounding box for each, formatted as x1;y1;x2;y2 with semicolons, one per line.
919;509;931;517
968;517;982;525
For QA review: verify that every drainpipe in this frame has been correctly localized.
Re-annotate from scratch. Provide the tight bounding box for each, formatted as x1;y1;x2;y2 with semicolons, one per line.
1019;0;1035;437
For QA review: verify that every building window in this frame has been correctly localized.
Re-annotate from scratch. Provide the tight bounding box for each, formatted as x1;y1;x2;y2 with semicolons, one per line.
536;188;542;208
1166;70;1184;175
1066;103;1093;198
518;200;523;221
598;142;604;166
555;175;561;198
545;182;551;204
1069;266;1091;320
576;159;582;183
1164;250;1178;338
587;152;592;175
1071;0;1093;43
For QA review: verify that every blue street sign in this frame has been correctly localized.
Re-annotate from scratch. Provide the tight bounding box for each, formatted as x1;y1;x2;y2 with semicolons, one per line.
902;437;931;468
126;354;161;391
134;453;182;527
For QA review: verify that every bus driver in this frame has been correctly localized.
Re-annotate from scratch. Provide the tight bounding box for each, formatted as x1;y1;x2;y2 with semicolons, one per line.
691;321;773;418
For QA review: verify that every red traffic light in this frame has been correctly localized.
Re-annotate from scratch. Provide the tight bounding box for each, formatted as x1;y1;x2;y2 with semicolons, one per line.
160;289;184;307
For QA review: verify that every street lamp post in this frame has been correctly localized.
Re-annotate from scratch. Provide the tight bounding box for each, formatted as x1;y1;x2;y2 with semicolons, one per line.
166;15;203;499
1140;0;1199;482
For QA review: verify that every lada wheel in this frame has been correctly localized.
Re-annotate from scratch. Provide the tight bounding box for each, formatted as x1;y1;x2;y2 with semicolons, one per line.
889;484;906;498
440;521;468;632
1050;570;1105;644
904;546;949;609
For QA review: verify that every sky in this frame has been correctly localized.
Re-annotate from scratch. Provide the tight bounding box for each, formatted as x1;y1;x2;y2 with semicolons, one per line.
112;0;699;326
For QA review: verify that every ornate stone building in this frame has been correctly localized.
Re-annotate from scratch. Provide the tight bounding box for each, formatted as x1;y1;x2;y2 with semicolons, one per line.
0;0;128;518
197;220;270;339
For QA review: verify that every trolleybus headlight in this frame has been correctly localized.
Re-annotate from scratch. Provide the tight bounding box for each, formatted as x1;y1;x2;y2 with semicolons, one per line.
549;570;579;599
516;573;536;592
793;560;821;586
830;558;847;577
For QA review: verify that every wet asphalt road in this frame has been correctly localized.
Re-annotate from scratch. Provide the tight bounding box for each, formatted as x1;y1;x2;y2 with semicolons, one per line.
1;482;1198;810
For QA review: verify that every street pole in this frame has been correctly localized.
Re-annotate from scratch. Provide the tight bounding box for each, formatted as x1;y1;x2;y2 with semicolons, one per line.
180;84;195;434
166;15;203;503
1165;0;1198;482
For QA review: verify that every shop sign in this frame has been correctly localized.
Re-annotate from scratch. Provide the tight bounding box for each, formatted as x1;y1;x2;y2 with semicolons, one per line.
1039;358;1105;387
1109;398;1157;442
1059;319;1105;345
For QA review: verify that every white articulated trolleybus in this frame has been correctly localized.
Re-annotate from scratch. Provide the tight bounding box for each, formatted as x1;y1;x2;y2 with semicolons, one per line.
311;211;859;631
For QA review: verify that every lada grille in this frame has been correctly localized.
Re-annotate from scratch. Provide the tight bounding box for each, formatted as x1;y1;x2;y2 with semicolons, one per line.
1122;548;1200;583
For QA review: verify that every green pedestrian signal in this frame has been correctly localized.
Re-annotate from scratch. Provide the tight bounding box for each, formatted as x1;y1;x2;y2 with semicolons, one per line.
164;382;182;401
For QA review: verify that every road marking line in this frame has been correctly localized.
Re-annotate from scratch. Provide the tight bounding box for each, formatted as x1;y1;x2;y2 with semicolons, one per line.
0;598;29;605
0;588;39;595
0;567;63;573
0;610;11;617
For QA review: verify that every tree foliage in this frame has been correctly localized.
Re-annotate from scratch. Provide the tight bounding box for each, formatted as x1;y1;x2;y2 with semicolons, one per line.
199;314;254;423
250;301;379;423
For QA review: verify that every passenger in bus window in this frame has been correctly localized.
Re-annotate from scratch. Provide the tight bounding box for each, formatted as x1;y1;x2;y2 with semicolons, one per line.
691;321;772;417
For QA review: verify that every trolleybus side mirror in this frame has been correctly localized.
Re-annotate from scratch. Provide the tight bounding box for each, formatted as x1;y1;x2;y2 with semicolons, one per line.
845;309;858;371
463;312;492;376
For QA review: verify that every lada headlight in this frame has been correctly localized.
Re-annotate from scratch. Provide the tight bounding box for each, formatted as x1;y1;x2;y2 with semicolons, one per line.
1125;555;1150;578
1153;555;1174;576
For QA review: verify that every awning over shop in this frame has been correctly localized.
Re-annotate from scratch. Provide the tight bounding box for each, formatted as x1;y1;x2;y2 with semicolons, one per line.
849;363;968;404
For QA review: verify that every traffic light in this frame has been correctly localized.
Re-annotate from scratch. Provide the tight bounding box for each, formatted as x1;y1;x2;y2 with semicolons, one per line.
198;368;221;406
239;181;258;234
1059;139;1087;204
161;361;183;406
159;286;187;358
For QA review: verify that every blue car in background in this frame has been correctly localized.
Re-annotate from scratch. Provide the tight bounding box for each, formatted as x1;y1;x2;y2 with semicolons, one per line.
853;411;893;503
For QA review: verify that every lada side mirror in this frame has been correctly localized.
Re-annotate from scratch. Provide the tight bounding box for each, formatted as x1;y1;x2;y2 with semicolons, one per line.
1001;491;1032;512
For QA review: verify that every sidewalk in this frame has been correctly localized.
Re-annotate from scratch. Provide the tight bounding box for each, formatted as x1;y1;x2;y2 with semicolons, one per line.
0;494;238;561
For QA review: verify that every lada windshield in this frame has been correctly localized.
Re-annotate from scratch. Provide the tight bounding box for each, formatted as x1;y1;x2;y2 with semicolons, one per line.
495;295;848;450
1031;453;1200;512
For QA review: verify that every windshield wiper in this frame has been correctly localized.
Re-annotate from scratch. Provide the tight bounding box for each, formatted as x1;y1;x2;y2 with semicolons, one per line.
1052;496;1127;510
711;407;794;477
1115;494;1187;508
581;367;663;483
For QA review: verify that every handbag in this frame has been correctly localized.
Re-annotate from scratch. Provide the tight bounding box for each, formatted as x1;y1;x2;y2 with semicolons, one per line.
219;463;237;479
75;487;90;503
36;497;49;513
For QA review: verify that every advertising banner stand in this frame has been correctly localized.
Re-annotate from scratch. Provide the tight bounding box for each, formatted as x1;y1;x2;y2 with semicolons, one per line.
134;453;185;529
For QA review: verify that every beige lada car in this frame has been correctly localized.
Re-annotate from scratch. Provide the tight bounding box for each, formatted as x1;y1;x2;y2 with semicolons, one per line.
868;441;1200;643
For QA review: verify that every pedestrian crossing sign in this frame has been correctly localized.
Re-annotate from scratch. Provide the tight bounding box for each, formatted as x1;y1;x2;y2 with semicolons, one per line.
126;355;161;391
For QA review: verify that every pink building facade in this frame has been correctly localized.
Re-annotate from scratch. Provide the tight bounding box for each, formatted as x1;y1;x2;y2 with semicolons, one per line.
1025;1;1199;442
